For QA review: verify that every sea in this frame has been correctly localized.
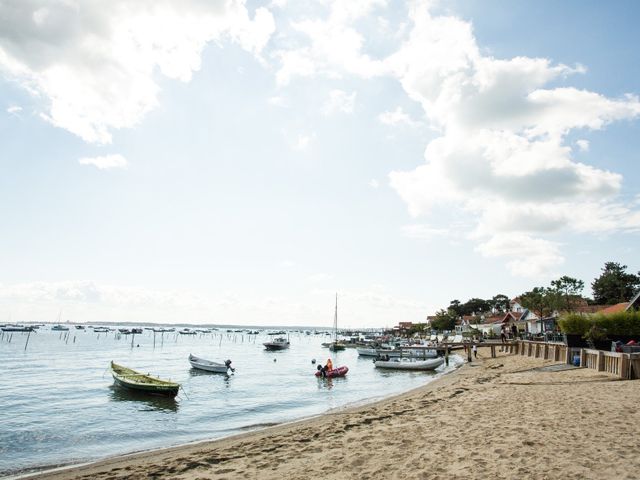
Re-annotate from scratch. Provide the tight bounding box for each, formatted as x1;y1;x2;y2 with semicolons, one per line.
0;327;462;477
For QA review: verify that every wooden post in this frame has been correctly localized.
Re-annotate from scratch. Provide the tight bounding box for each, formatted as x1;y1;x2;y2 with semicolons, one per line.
579;349;586;367
544;344;549;360
445;346;449;366
597;351;605;371
565;346;571;365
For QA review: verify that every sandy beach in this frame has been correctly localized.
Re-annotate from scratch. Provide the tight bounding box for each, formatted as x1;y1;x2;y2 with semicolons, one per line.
24;348;640;480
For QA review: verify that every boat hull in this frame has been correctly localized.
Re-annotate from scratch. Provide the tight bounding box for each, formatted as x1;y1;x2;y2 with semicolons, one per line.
315;366;349;378
188;354;231;373
374;357;444;371
110;361;180;397
263;338;290;350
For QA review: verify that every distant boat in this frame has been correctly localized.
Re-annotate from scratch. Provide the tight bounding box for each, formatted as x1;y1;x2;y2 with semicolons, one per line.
51;325;69;331
110;361;180;397
328;293;345;351
1;325;35;332
118;328;131;335
93;327;110;333
179;328;197;335
357;347;437;358
188;354;234;374
373;357;444;371
263;337;290;350
75;325;85;330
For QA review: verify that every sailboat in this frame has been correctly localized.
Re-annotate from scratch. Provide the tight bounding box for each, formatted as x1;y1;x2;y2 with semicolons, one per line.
328;293;345;351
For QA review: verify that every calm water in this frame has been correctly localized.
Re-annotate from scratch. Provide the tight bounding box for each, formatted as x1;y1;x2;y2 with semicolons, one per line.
0;328;462;476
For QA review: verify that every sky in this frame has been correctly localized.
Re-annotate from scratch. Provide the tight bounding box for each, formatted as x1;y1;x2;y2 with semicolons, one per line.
1;0;639;328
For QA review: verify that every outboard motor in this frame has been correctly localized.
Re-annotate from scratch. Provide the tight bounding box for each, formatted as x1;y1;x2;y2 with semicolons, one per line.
225;359;235;372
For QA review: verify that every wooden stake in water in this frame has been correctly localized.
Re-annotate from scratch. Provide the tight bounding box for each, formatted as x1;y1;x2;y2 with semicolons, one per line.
24;330;32;351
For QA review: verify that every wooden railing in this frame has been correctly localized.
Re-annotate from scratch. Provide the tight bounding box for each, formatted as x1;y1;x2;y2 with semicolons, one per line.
500;340;640;380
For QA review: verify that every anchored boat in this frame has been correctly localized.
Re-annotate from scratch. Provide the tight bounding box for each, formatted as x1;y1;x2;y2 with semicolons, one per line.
373;357;444;371
263;337;290;350
188;354;234;374
110;361;180;397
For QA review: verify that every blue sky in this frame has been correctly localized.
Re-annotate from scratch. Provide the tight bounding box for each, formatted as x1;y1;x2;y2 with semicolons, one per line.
1;0;639;327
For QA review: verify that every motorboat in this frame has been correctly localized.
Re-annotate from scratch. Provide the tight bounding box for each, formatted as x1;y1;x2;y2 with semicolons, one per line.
188;354;234;374
315;365;349;378
1;325;35;332
51;324;69;331
179;328;197;335
374;357;444;371
263;337;290;350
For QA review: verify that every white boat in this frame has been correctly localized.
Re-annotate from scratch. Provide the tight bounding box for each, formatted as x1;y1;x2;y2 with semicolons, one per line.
357;347;437;358
93;327;110;333
51;324;69;331
189;354;234;373
374;357;445;371
263;337;290;350
179;328;197;335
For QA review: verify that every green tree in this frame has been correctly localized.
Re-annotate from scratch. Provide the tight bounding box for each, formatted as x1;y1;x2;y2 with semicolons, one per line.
591;262;640;305
491;294;510;313
448;299;463;318
461;298;491;316
519;287;558;321
430;309;457;331
550;275;585;313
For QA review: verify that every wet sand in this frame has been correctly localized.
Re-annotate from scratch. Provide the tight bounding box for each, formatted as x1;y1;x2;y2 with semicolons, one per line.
23;348;640;479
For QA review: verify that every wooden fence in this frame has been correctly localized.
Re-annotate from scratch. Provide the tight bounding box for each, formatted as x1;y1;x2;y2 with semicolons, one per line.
498;340;640;380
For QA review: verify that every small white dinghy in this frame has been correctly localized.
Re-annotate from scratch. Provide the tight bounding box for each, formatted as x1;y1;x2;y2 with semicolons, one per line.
374;357;444;371
189;354;234;373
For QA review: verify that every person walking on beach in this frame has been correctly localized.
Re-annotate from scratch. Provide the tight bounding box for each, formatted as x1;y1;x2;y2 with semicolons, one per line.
472;344;477;359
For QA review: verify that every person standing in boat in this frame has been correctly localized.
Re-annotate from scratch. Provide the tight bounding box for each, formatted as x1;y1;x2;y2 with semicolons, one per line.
325;358;333;372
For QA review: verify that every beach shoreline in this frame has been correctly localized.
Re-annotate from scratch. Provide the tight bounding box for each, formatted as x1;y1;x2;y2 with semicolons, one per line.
12;360;466;480
18;349;640;479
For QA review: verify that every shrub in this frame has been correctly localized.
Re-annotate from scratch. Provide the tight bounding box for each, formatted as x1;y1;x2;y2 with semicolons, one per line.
558;313;593;335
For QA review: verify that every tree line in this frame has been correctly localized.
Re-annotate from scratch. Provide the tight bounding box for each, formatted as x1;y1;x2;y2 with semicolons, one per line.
428;262;640;332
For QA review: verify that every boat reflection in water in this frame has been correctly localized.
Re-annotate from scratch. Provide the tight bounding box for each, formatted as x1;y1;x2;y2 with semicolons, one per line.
108;386;179;413
189;366;233;387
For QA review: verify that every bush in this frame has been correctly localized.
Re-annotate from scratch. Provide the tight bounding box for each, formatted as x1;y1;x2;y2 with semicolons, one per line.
593;310;640;337
560;310;640;338
558;314;593;335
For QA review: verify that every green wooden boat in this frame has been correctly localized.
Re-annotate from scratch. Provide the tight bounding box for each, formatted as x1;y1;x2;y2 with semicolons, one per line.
110;361;180;397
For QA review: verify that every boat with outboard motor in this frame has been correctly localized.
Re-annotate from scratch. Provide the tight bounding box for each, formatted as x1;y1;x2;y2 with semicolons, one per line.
315;365;349;378
188;354;234;374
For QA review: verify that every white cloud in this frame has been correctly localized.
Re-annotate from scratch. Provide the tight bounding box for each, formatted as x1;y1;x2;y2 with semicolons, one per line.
377;106;421;127
385;3;640;275
78;154;128;170
7;105;22;114
274;0;388;85
475;233;564;277
321;89;356;115
0;1;275;144
576;139;590;152
280;260;295;268
369;179;379;188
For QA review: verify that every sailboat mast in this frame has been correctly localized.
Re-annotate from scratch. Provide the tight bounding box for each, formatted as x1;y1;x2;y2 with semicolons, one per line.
334;293;338;342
